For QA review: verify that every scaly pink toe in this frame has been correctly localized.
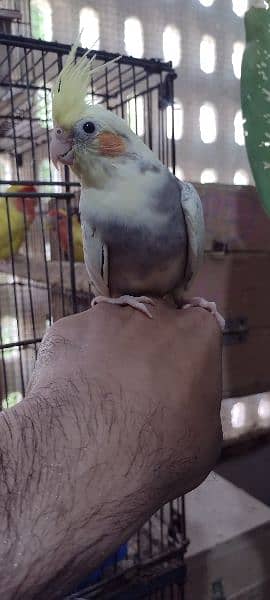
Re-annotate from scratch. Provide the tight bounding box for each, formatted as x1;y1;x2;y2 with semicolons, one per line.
91;294;154;318
183;296;225;331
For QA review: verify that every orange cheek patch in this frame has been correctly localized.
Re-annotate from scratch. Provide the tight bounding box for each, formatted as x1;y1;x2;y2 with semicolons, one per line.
98;132;126;157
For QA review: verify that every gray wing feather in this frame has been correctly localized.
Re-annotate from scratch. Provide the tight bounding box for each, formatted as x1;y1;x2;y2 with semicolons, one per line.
180;181;205;288
81;221;109;297
173;180;205;298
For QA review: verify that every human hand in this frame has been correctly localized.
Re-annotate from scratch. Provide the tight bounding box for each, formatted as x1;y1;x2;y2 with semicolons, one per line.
29;299;222;505
1;300;222;599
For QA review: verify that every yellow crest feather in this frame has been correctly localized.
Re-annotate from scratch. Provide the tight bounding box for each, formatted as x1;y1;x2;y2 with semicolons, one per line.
52;42;120;131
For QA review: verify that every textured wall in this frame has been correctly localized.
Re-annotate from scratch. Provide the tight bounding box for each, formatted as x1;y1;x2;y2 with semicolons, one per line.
2;0;253;183
46;0;253;184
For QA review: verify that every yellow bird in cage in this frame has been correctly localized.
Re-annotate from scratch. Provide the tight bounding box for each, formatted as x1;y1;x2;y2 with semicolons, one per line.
0;184;37;261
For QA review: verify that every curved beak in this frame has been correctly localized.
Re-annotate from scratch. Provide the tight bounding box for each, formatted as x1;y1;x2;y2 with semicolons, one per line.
50;128;74;169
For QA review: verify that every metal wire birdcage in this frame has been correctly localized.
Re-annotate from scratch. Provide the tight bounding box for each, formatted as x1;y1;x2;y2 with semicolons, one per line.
0;32;187;599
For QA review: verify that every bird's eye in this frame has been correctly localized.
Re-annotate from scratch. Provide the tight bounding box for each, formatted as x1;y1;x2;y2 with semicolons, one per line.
83;121;96;134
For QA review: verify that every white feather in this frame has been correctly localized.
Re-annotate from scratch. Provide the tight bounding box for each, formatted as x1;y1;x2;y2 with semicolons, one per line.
80;162;168;230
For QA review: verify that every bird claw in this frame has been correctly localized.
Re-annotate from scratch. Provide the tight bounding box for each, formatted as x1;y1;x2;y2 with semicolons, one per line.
183;296;225;331
91;295;155;318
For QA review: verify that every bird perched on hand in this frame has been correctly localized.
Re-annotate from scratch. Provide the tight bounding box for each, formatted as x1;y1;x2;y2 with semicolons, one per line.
47;207;84;262
0;184;37;260
50;44;224;327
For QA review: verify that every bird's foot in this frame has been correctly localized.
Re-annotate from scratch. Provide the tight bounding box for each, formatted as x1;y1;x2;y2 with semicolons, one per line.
91;295;155;318
183;296;225;331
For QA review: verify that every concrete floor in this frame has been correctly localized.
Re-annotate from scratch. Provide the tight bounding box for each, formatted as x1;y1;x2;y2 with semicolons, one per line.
186;474;270;600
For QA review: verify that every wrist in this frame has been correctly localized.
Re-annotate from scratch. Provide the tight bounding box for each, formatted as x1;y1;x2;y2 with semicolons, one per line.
0;379;160;599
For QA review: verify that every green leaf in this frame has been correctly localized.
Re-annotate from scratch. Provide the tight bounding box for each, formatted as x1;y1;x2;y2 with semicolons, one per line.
241;6;270;216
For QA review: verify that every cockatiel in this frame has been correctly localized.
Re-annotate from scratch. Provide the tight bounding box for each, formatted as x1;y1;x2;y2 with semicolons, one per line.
50;44;224;328
0;184;37;260
47;207;84;262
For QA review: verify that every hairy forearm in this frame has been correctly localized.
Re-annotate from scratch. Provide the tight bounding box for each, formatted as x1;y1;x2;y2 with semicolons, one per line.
0;372;166;599
0;308;222;599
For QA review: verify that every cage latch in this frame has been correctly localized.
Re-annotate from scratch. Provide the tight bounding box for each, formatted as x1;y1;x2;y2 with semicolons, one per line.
159;73;177;110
